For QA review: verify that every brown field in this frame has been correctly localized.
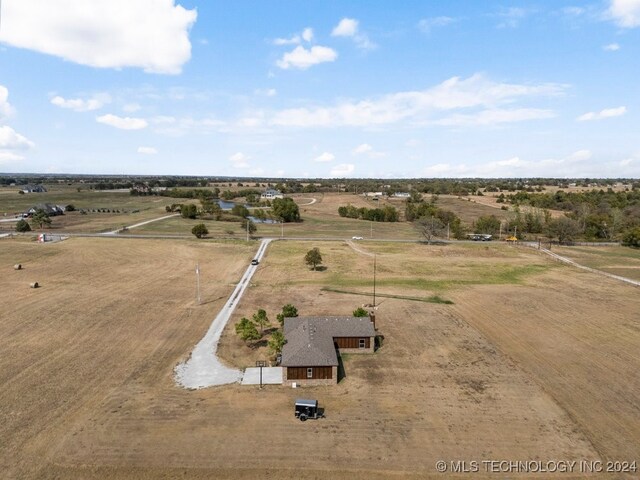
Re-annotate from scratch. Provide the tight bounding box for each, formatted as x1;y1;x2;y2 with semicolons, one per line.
1;236;639;479
551;245;640;281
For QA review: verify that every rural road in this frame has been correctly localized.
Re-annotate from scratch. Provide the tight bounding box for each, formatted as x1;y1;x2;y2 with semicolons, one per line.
175;238;272;388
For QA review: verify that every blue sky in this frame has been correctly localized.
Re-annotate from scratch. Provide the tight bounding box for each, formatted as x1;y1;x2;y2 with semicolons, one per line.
0;0;639;178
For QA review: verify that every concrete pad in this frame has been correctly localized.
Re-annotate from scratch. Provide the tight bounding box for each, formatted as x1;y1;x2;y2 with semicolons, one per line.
241;367;283;385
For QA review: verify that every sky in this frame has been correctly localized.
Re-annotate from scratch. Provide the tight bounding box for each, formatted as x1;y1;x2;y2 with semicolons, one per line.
0;0;639;178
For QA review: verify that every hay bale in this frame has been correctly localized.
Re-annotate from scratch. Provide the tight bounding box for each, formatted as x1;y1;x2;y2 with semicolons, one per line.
14;264;22;270
30;282;39;289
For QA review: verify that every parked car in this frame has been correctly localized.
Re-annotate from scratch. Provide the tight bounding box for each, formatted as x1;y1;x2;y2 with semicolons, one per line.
251;259;259;265
352;236;364;240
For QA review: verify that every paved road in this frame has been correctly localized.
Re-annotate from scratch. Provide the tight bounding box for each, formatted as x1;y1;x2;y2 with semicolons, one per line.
174;238;272;388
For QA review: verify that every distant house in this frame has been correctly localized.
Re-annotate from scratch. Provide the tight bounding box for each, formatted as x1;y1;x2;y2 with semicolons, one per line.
281;316;376;386
131;183;151;194
260;188;284;200
25;203;65;217
21;184;47;193
392;192;411;198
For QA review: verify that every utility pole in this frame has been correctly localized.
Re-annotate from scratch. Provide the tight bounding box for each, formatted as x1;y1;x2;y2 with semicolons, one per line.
372;254;377;308
499;221;503;240
370;220;373;239
447;222;450;241
281;219;284;239
246;219;249;242
195;263;201;304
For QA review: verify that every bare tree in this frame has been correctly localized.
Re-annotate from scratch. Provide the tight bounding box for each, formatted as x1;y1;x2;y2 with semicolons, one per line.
415;215;445;244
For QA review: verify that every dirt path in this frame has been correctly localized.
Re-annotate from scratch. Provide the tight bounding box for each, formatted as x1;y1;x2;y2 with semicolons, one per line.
346;239;375;257
538;247;640;287
103;213;180;235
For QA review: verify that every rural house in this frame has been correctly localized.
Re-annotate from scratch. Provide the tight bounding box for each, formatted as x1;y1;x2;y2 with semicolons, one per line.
281;316;376;386
260;188;284;200
25;204;65;216
21;184;47;193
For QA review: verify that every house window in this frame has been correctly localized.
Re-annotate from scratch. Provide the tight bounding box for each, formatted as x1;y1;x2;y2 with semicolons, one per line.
307;368;313;378
359;338;366;349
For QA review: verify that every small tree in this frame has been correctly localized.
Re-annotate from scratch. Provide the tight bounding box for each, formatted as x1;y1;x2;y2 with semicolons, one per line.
191;223;209;238
181;203;198;219
253;308;269;333
353;307;369;317
241;218;257;234
235;317;261;343
622;226;640;248
31;209;52;229
276;303;298;326
415;215;445;244
547;217;581;244
305;247;323;271
65;204;76;212
15;219;31;232
268;330;286;355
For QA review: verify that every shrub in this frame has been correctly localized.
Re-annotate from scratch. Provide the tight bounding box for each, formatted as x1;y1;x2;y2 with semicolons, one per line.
16;219;31;232
191;223;209;238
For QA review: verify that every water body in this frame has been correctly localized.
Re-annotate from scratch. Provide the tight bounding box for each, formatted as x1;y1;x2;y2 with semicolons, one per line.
247;215;279;224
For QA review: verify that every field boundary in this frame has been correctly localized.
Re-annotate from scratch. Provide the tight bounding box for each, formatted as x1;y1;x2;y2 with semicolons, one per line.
537;247;640;287
321;287;454;304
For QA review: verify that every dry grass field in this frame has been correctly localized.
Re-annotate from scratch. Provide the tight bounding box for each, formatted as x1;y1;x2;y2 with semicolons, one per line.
1;236;639;479
551;245;640;281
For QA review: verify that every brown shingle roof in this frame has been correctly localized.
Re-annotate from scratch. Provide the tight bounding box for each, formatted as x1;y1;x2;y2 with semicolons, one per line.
281;316;375;367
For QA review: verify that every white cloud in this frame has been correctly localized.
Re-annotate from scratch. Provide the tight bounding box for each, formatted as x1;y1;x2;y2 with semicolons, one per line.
277;45;338;69
603;43;621;51
496;7;530;28
0;151;25;164
96;114;148;130
123;103;142;113
620;158;633;166
0;85;15;119
0;0;197;74
330;163;355;177
577;106;627;121
269;74;566;127
418;16;456;32
331;17;375;49
274;35;301;46
353;143;373;154
352;143;386;157
255;88;277;97
249;167;265;175
421;149;596;178
608;0;640;27
0;125;35;150
302;28;314;42
149;115;225;135
51;93;111;112
563;6;586;16
435;108;556;126
137;146;157;155
230;152;250;168
314;152;335;162
332;18;359;37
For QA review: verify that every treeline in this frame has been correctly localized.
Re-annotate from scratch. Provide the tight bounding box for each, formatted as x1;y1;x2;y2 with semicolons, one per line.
499;189;640;241
405;200;465;239
338;204;399;222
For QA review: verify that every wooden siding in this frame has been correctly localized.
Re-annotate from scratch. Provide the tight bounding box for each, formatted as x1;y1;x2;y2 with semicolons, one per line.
334;337;370;349
287;366;333;380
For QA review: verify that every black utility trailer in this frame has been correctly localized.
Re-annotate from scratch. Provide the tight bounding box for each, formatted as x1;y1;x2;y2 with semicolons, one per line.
294;398;324;421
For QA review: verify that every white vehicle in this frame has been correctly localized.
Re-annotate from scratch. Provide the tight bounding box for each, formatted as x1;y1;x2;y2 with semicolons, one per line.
352;236;364;240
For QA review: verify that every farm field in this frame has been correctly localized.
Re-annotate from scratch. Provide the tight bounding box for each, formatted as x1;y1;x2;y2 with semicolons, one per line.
3;235;637;478
0;186;169;233
551;245;640;281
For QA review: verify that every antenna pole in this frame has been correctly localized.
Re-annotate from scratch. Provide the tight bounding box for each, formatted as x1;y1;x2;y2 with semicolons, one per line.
196;263;201;304
373;254;376;307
